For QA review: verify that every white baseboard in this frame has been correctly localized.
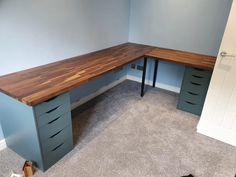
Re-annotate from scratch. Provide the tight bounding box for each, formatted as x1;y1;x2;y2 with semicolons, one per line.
0;139;6;151
126;75;180;93
0;76;127;151
0;74;180;151
71;75;180;111
71;76;127;110
197;125;236;147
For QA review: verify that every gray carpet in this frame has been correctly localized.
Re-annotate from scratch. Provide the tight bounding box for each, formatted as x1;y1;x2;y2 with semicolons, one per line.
0;80;235;177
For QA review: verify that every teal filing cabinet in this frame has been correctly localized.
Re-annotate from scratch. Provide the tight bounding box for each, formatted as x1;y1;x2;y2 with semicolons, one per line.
0;92;73;171
177;67;212;115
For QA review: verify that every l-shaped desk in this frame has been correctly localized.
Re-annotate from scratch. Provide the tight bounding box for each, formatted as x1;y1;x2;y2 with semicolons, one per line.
0;43;216;171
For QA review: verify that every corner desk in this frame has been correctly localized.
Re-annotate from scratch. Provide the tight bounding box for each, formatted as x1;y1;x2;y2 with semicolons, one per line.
0;43;216;171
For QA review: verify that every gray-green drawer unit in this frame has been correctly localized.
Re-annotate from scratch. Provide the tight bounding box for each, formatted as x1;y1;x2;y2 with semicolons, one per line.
177;67;212;115
0;92;73;171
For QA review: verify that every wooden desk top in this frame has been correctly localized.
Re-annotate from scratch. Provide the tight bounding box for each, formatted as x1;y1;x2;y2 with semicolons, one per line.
146;47;216;70
0;43;216;106
0;43;153;106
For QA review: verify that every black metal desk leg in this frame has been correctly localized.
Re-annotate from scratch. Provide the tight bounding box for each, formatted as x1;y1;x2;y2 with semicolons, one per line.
141;57;147;97
153;60;159;87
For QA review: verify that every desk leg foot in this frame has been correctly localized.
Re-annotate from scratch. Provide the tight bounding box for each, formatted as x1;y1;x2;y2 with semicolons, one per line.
153;60;159;87
141;57;147;97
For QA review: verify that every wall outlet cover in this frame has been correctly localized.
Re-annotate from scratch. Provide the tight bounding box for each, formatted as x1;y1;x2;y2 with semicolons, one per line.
137;65;143;71
131;64;136;69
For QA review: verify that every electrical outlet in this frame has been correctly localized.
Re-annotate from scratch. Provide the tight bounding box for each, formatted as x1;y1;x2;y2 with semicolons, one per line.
131;64;136;69
137;65;144;71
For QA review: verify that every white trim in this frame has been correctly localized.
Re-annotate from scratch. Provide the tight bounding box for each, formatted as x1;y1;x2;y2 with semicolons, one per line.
0;74;180;151
126;75;180;93
197;125;236;147
0;139;6;151
0;75;126;151
71;76;127;110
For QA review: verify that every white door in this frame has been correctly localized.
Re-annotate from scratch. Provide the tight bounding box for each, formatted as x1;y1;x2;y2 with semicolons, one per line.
197;0;236;146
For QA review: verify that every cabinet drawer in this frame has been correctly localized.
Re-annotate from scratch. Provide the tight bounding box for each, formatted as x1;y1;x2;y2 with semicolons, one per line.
183;72;211;86
177;67;212;116
177;99;203;115
34;93;70;117
179;90;205;105
38;112;71;142
181;80;208;96
41;125;72;155
185;67;212;79
43;138;73;170
36;103;70;128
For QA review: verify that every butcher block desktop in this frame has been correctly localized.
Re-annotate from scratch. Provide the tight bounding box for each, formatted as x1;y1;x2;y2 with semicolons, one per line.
146;47;216;70
0;42;216;172
0;43;154;106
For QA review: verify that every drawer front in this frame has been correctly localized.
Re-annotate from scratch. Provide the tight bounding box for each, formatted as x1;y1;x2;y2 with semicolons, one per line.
179;90;205;105
183;72;211;86
34;93;70;117
181;80;208;96
43;138;73;171
39;112;71;142
177;99;203;116
36;103;70;128
185;67;212;79
177;67;212;115
41;125;72;155
181;67;212;96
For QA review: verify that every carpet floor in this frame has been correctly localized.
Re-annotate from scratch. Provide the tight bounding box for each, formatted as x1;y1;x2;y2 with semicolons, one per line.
0;80;235;177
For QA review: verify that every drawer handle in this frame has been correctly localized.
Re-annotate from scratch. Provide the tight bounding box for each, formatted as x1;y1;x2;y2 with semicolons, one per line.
46;106;60;114
190;82;201;86
187;91;198;96
194;68;204;71
192;75;203;79
50;129;63;139
52;143;64;152
186;101;196;105
48;116;61;125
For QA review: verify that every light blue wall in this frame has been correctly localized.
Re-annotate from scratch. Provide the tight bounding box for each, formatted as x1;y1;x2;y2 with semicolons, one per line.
0;127;3;141
70;68;127;103
0;0;233;141
0;0;130;140
0;0;130;75
128;0;232;89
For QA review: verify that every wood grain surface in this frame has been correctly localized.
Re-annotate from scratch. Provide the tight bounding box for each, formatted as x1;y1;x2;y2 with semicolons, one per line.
0;43;154;106
146;47;216;70
0;43;216;106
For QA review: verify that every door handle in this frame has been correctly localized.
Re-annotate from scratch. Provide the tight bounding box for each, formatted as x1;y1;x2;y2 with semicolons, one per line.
220;51;236;58
218;51;234;71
